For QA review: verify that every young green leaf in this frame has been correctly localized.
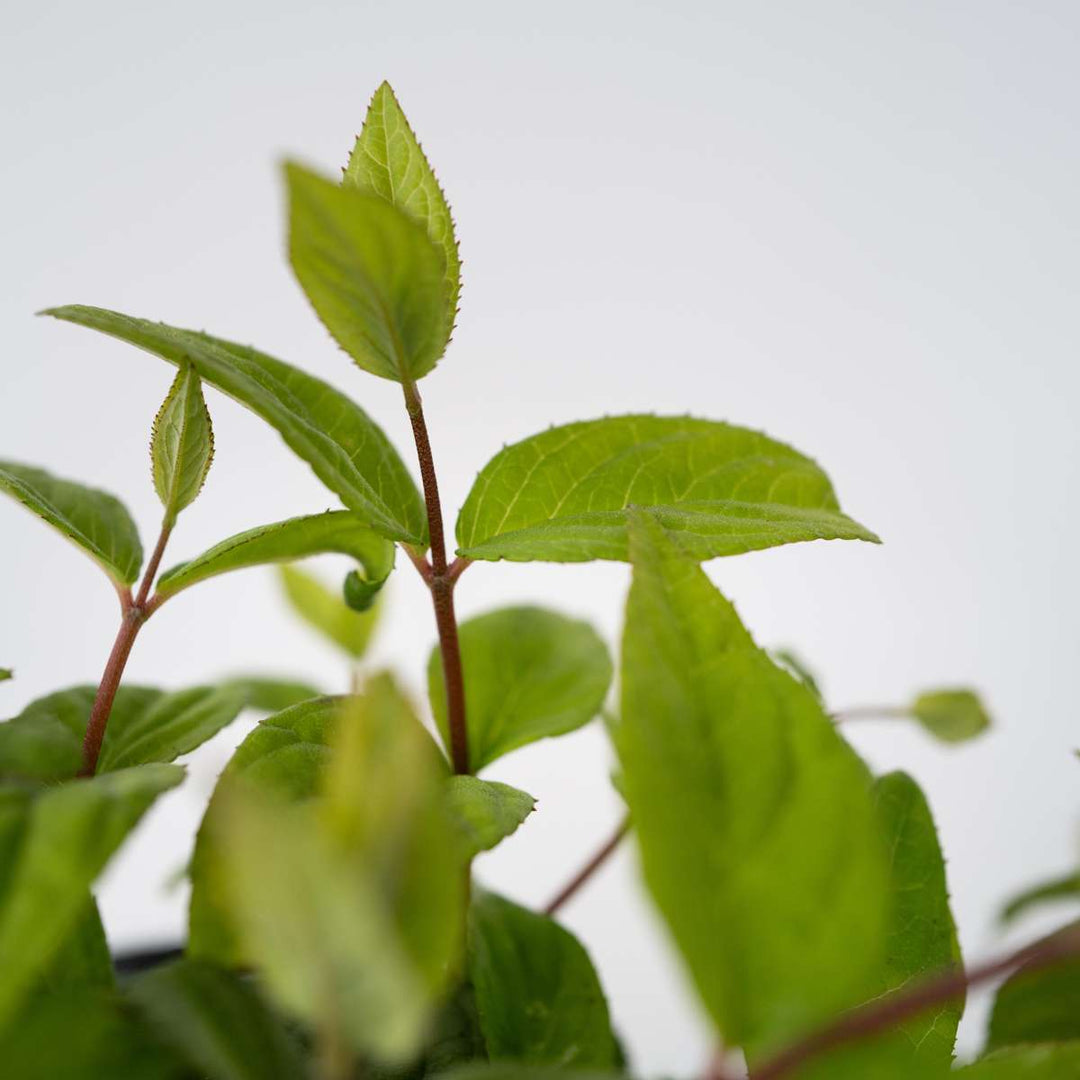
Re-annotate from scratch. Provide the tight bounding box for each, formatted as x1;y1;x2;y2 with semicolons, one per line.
987;923;1080;1051
447;776;536;857
956;1043;1080;1078
468;891;618;1067
155;510;394;599
912;689;991;744
0;763;184;1027
0;461;142;586
1001;871;1080;925
150;361;214;524
345;81;461;326
127;958;308;1080
279;563;381;659
428;606;613;771
610;510;888;1058
456;415;878;563
41;307;427;544
287;162;450;382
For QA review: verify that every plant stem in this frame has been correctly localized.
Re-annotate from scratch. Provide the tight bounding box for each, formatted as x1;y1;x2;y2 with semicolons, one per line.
832;705;910;723
402;381;469;774
79;521;172;777
750;925;1080;1080
544;814;631;915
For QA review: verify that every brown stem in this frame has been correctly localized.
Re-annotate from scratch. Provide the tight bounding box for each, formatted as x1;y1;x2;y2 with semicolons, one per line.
79;522;172;777
544;814;631;915
750;926;1080;1080
402;382;469;774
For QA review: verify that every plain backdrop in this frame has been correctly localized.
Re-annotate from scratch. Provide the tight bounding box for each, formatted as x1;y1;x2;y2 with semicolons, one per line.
2;1;1078;1073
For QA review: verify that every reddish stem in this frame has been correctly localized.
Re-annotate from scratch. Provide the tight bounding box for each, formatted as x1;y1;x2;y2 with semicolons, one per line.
544;814;631;915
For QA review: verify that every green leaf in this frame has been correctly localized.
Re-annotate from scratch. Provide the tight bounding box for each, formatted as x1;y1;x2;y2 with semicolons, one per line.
41;306;427;544
156;510;394;599
0;669;12;683
987;923;1080;1051
957;1043;1080;1078
222;676;324;712
151;361;215;524
456;415;878;563
279;563;381;659
911;689;991;744
345;81;461;328
189;695;344;961
609;510;888;1057
127;958;308;1080
0;460;142;586
468;891;617;1067
428;606;612;771
770;648;824;704
447;776;535;857
1002;872;1080;925
287;161;450;382
0;763;184;1027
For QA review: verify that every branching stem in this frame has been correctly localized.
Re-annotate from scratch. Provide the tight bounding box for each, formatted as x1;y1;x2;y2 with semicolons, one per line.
402;381;469;774
79;521;172;776
544;814;631;915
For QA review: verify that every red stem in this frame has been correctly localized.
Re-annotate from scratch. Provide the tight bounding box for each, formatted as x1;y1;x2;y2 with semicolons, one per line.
544;814;631;915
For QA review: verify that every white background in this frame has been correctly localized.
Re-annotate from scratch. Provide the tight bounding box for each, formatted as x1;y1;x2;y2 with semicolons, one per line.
2;2;1079;1073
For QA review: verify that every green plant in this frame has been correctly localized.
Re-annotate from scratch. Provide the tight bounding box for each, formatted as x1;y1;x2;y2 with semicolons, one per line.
1;81;1077;1080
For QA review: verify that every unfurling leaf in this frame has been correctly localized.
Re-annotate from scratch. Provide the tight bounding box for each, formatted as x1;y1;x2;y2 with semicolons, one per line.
150;361;214;524
0;763;184;1027
287;162;450;383
447;776;535;857
41;307;427;544
610;510;887;1058
468;891;618;1067
279;564;381;659
428;606;612;771
457;415;877;563
1001;871;1080;925
345;81;461;326
912;689;991;744
155;511;394;599
0;461;142;586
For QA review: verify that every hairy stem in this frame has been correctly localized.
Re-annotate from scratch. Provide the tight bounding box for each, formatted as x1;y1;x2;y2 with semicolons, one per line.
750;926;1080;1080
79;522;172;776
403;382;469;774
544;814;631;915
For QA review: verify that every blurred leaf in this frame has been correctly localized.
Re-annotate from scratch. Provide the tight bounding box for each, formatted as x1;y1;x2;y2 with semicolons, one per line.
447;776;535;858
151;361;214;524
279;563;381;659
345;81;461;326
0;460;142;586
436;1069;623;1080
987;923;1080;1051
456;415;877;563
127;958;308;1079
770;648;824;703
957;1043;1080;1078
0;763;184;1027
223;676;324;712
1002;871;1080;925
189;695;344;961
287;162;450;382
428;606;612;771
156;510;393;599
42;306;427;544
610;510;887;1058
911;689;991;743
468;891;618;1066
0;669;11;683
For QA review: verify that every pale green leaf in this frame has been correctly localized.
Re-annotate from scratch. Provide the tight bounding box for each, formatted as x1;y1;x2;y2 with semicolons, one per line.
0;461;142;585
127;958;308;1080
279;563;381;659
0;763;184;1026
151;361;214;523
468;891;618;1067
770;648;824;703
41;306;427;544
957;1043;1080;1078
1002;872;1080;925
222;676;324;712
447;776;535;857
287;161;450;382
610;510;888;1057
156;510;393;598
428;606;612;771
345;81;461;326
457;415;878;563
912;689;991;744
0;669;11;683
